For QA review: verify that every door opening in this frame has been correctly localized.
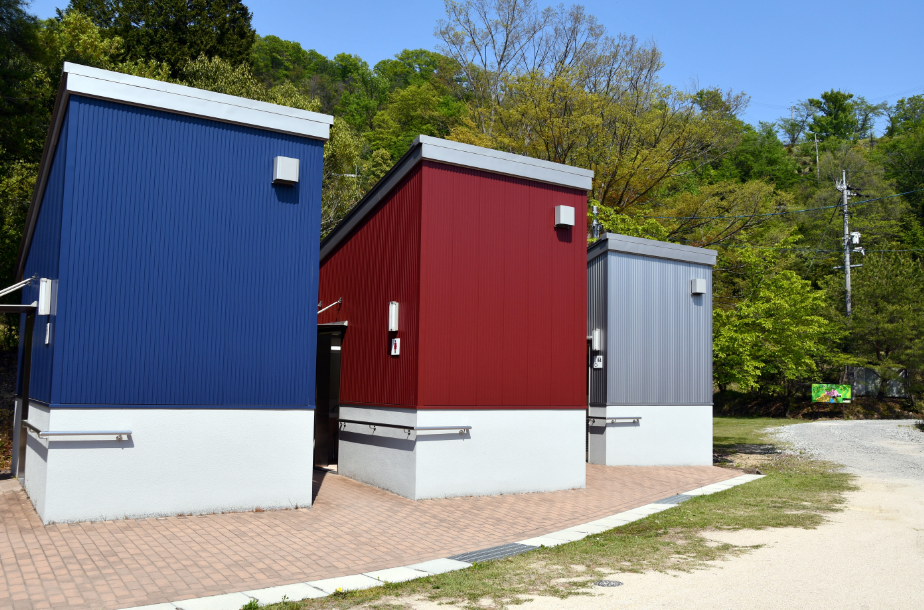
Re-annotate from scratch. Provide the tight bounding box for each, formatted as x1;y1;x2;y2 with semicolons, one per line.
315;323;345;467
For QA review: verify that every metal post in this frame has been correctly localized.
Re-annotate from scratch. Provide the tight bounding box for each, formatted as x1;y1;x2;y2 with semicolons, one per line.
11;309;35;479
841;170;852;318
815;134;820;180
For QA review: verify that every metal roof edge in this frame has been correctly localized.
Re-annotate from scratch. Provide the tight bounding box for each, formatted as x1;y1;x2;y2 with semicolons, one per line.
414;135;594;190
62;63;333;140
587;233;717;266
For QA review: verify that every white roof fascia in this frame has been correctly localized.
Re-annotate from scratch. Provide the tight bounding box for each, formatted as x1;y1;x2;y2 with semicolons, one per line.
415;135;594;190
63;63;333;140
588;233;717;266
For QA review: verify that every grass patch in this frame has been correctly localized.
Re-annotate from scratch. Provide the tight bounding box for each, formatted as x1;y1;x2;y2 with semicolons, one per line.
260;418;855;610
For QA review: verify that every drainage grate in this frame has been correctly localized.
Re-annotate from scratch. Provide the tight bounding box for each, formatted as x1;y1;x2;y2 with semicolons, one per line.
449;543;538;563
653;494;692;504
594;580;623;587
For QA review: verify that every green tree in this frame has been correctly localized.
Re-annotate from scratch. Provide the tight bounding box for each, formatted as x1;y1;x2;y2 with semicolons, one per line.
374;49;456;91
366;82;466;161
251;34;327;88
714;266;838;396
179;54;318;111
877;125;924;232
808;90;858;141
708;122;800;188
65;0;256;77
886;95;924;136
777;100;815;148
0;0;45;161
823;253;924;399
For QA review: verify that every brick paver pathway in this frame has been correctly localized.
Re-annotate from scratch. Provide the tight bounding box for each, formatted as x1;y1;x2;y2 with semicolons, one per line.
0;465;739;610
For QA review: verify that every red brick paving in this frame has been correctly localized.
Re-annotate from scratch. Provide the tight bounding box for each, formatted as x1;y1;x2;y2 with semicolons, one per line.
0;465;739;610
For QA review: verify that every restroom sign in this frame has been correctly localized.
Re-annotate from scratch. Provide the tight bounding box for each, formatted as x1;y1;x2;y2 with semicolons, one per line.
391;338;400;356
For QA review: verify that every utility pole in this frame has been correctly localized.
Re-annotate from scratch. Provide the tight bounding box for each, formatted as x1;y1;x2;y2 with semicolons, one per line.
834;171;863;317
814;133;820;180
841;170;852;317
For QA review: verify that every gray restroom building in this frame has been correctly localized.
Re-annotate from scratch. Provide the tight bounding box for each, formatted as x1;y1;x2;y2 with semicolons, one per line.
587;233;717;466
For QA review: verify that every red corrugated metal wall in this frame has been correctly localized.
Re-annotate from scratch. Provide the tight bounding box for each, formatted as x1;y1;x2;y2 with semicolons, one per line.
318;166;422;407
417;161;587;409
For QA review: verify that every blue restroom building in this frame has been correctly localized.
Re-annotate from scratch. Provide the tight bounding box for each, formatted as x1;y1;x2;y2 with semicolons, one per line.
12;63;332;523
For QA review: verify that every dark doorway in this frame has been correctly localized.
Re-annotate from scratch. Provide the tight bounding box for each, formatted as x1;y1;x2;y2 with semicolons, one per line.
315;323;345;467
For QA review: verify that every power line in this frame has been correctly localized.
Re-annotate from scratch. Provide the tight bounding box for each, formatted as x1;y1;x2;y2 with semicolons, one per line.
690;244;924;252
636;189;924;221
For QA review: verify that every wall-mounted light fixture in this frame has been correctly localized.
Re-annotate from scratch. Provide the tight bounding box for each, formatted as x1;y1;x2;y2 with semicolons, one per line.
554;205;575;228
272;156;300;185
38;279;52;316
691;279;707;295
388;301;399;332
591;328;602;351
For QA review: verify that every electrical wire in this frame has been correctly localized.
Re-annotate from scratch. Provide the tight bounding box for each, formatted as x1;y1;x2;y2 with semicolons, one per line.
805;205;841;272
708;245;924;252
635;188;924;220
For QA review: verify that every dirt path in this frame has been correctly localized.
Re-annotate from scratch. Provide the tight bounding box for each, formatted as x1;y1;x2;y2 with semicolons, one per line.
497;421;924;609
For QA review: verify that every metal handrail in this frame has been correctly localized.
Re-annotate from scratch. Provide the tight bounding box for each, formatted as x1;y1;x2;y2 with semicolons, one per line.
587;416;642;425
339;419;471;434
22;420;131;440
0;275;35;298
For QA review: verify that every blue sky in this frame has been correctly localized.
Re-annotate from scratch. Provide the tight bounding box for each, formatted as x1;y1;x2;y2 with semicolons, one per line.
28;0;924;132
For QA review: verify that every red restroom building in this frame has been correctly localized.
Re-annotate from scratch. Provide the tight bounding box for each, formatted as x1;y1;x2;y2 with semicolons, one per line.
316;136;594;499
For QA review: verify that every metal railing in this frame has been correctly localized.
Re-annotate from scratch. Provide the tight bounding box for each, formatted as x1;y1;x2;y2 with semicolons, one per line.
339;419;471;435
587;416;642;425
22;420;131;441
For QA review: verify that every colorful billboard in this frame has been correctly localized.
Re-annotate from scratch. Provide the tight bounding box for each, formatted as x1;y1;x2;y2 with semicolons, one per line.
812;384;852;403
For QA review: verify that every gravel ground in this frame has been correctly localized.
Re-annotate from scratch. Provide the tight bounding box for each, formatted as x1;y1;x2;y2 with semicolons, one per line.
495;420;924;609
772;419;924;481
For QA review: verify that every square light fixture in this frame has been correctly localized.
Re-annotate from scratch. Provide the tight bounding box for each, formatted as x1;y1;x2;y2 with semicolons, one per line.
273;156;299;185
691;278;707;295
554;205;575;228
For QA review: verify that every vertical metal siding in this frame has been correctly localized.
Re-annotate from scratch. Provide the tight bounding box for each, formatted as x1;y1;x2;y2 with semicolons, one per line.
605;251;712;405
52;96;322;407
18;111;71;402
317;166;422;407
586;251;607;406
417;161;587;409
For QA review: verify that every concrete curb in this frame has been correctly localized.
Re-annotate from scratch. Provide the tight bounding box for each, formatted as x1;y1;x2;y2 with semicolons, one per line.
124;474;764;610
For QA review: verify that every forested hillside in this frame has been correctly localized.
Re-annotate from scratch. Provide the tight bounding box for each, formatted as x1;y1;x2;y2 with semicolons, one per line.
1;0;922;407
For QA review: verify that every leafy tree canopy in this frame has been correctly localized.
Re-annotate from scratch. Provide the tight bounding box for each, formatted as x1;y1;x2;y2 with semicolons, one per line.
65;0;256;77
808;89;858;141
707;122;800;188
886;95;924;137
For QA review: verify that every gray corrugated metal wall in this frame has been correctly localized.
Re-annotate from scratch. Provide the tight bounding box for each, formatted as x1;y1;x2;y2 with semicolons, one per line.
587;252;607;406
604;251;712;405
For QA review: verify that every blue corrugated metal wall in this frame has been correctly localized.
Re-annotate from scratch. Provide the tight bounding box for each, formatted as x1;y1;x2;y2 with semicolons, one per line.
604;251;712;406
18;112;71;402
25;96;323;408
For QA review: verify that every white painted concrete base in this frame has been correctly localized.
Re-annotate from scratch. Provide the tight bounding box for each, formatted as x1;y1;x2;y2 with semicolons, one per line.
338;407;586;500
587;404;713;466
21;406;314;524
